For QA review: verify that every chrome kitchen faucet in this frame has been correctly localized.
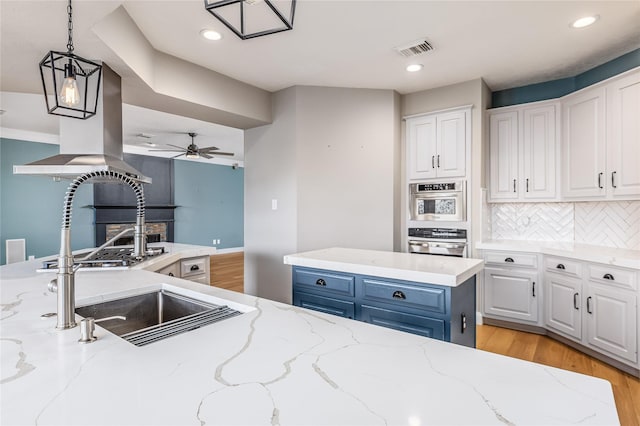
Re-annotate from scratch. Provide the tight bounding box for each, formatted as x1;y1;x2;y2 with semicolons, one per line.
48;170;146;330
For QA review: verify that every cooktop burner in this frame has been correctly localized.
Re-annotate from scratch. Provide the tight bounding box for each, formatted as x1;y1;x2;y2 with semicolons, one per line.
41;246;165;270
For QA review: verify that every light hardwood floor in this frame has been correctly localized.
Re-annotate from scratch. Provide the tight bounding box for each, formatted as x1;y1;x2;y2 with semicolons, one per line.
209;252;244;293
477;324;640;426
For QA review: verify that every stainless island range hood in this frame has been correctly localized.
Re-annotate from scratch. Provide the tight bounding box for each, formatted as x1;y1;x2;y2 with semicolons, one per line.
13;64;151;184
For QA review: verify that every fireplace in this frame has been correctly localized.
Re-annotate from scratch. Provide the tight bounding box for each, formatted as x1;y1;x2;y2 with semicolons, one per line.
93;153;175;245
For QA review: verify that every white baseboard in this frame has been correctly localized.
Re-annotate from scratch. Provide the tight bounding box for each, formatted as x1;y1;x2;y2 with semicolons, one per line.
476;311;483;325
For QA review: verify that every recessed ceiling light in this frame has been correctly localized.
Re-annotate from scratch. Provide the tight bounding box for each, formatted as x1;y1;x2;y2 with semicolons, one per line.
200;29;222;41
406;64;423;72
571;15;599;28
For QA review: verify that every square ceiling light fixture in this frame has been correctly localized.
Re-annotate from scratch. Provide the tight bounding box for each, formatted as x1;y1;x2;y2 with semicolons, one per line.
39;0;102;119
204;0;296;40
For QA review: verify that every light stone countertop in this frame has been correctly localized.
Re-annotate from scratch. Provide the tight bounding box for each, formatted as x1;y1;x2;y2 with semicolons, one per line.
476;240;640;270
284;247;484;286
0;245;619;425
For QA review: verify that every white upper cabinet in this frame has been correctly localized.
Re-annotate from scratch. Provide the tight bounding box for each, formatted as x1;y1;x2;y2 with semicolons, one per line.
562;68;640;200
407;108;468;181
607;71;640;197
562;87;607;198
488;103;558;202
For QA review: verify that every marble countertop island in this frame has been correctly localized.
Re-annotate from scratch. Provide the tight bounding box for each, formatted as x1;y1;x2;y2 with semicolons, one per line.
1;245;619;425
284;247;485;286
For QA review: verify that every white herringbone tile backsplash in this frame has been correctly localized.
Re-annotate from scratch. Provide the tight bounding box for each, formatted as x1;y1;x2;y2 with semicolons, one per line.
491;203;574;241
575;201;640;250
490;201;640;250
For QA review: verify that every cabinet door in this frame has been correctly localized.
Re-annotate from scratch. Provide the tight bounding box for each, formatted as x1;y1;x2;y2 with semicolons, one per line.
489;111;519;200
607;71;640;197
522;105;557;199
585;283;637;363
545;273;582;340
562;87;606;198
484;266;538;322
435;110;466;178
407;116;437;180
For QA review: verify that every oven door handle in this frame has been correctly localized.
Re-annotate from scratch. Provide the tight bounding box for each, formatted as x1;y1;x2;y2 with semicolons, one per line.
408;241;430;247
427;242;466;249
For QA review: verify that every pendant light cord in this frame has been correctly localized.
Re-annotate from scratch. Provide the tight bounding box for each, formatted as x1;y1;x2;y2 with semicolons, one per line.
66;0;74;54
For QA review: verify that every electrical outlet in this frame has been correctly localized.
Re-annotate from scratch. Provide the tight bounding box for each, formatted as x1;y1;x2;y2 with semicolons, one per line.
213;239;217;245
217;239;221;245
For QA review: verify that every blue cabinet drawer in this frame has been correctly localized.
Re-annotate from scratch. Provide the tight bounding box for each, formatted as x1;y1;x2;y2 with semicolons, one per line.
358;278;447;314
293;267;355;297
294;291;355;319
360;305;445;340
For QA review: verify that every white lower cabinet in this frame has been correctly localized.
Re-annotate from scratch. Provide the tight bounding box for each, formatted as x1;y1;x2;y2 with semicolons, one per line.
545;272;582;340
541;256;638;367
586;283;637;363
483;252;539;324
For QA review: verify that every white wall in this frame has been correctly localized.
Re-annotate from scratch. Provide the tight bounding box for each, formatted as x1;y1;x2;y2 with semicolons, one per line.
244;88;298;302
244;86;400;303
295;86;398;252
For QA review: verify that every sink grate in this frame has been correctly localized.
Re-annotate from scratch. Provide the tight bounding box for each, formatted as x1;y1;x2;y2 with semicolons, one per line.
121;305;242;347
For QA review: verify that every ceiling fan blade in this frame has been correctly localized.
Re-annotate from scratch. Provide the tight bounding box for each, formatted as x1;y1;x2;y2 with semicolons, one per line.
166;144;187;150
149;149;185;152
200;153;213;159
210;151;235;156
171;153;185;159
199;146;220;151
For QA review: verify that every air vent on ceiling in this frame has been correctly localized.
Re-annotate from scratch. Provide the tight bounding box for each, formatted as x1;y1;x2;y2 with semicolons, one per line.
394;39;434;57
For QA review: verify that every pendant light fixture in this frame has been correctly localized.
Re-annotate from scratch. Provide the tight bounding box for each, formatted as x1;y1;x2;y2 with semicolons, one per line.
39;0;102;119
204;0;296;40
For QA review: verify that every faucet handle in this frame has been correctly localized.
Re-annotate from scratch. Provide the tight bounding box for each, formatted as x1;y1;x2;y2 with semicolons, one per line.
78;317;97;343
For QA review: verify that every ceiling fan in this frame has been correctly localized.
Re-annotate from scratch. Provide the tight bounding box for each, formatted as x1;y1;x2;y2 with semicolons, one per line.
150;132;234;159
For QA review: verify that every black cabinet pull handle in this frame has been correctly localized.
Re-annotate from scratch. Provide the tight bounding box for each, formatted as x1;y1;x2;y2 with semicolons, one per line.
513;179;516;193
315;278;327;286
587;296;593;314
437;155;440;168
392;290;406;300
532;282;536;297
461;313;467;333
168;272;174;277
612;171;617;188
526;178;529;192
505;257;514;263
190;265;200;272
598;172;603;189
556;264;565;270
432;155;435;168
573;293;579;310
603;273;614;280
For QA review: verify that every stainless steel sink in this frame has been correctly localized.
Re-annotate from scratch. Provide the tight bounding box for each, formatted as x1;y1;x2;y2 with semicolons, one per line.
76;290;241;346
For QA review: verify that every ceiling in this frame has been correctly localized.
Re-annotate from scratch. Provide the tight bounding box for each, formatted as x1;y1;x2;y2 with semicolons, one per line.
1;1;639;161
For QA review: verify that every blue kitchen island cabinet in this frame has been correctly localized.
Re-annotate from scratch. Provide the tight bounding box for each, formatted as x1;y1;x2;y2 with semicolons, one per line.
292;265;476;348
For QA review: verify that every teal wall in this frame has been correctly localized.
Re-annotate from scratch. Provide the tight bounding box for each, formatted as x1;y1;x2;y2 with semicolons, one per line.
0;138;95;264
492;48;640;107
0;138;245;264
174;160;244;249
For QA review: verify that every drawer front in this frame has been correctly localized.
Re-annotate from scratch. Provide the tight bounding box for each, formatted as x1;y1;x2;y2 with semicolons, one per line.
360;305;445;340
484;251;537;268
293;268;355;297
588;265;637;290
545;256;582;278
187;275;210;285
181;257;208;277
293;291;355;319
358;278;446;315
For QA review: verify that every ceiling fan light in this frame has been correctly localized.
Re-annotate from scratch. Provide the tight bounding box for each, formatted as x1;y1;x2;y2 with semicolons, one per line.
185;152;200;159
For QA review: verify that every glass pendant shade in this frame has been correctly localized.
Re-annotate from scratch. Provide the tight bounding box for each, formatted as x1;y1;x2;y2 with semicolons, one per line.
39;51;102;119
204;0;296;40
